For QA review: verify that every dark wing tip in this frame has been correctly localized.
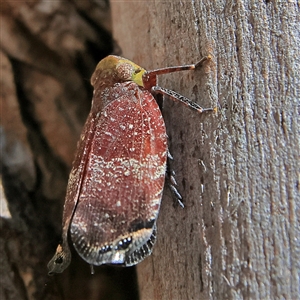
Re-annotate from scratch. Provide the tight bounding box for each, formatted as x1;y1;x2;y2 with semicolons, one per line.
47;244;71;275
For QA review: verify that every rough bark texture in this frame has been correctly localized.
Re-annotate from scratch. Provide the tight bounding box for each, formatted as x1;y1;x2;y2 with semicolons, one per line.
111;1;299;300
1;1;138;299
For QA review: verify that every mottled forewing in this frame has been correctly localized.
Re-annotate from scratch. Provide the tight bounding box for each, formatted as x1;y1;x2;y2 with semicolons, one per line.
70;88;167;265
61;114;97;236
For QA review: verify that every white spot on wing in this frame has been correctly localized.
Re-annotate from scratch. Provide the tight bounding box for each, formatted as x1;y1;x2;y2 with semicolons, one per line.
124;170;131;176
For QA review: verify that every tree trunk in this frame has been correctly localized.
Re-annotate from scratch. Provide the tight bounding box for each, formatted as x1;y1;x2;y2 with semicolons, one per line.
1;1;139;299
111;1;299;299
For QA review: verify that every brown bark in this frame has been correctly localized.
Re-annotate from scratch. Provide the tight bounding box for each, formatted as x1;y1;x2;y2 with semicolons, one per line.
111;1;299;299
1;1;138;299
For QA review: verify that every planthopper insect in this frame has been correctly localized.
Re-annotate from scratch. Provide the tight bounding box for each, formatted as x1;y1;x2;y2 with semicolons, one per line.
47;55;214;274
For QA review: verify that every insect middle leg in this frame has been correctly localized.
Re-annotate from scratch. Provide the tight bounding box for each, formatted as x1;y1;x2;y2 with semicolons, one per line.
151;86;214;114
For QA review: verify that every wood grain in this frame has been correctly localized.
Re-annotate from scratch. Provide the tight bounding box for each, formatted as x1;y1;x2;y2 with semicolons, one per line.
111;1;299;299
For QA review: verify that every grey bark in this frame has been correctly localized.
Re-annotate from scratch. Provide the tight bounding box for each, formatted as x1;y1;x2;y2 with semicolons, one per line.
111;1;299;299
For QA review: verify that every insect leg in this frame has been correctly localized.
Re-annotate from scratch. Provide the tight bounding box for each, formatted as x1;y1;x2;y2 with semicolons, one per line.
143;56;212;89
147;56;211;77
152;86;214;113
166;149;184;208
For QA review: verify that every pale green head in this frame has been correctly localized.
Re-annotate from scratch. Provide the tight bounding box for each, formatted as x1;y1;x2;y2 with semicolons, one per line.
92;55;146;87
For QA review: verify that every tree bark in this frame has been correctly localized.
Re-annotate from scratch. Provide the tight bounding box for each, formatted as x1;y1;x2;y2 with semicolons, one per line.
1;1;138;299
111;1;299;299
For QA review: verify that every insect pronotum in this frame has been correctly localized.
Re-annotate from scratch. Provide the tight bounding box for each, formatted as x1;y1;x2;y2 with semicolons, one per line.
47;55;214;274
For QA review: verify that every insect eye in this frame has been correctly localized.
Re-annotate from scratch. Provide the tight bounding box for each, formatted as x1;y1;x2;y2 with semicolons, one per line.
116;63;133;81
134;68;142;74
55;256;64;264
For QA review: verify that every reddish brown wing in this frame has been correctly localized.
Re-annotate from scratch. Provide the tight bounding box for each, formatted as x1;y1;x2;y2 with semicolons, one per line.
61;113;97;237
69;87;167;266
47;114;98;274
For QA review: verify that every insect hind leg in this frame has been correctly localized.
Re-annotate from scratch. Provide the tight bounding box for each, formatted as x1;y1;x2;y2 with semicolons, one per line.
166;150;184;208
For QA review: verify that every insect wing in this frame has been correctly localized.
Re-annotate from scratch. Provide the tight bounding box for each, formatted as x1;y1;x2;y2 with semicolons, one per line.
61;114;98;237
124;223;157;266
70;90;167;266
46;114;99;274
